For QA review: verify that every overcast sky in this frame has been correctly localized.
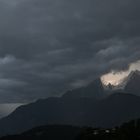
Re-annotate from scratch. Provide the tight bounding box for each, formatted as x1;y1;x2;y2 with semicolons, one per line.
0;0;139;103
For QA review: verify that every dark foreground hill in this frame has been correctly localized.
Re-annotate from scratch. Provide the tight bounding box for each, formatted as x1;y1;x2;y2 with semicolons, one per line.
0;93;140;136
0;125;81;140
76;119;140;140
1;119;140;140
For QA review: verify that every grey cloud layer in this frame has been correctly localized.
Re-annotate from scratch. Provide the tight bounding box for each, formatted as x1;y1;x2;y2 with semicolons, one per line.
0;0;139;102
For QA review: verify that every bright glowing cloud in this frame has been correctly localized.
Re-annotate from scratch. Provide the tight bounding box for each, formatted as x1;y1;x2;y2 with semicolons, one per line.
101;60;140;85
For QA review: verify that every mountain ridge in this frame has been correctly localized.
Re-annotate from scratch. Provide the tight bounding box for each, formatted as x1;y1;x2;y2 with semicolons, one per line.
0;92;140;136
124;70;140;95
62;78;106;99
0;71;140;136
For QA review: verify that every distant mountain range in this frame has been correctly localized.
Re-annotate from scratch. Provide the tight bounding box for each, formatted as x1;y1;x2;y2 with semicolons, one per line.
0;70;139;136
63;70;140;98
0;93;140;136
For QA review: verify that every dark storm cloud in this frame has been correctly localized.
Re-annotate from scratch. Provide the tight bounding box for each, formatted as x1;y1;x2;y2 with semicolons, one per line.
0;0;139;102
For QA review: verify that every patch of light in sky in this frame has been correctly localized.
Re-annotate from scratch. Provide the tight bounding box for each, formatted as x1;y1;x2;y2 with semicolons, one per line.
101;60;140;85
0;103;23;119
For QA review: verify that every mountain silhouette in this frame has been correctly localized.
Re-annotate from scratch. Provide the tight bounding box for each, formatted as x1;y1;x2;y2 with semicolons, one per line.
124;70;140;95
63;78;106;99
0;92;140;136
0;74;140;136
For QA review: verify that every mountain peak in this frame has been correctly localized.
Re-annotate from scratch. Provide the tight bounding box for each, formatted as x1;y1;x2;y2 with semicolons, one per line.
124;70;140;95
62;78;105;99
125;70;140;83
87;78;103;88
128;70;140;79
